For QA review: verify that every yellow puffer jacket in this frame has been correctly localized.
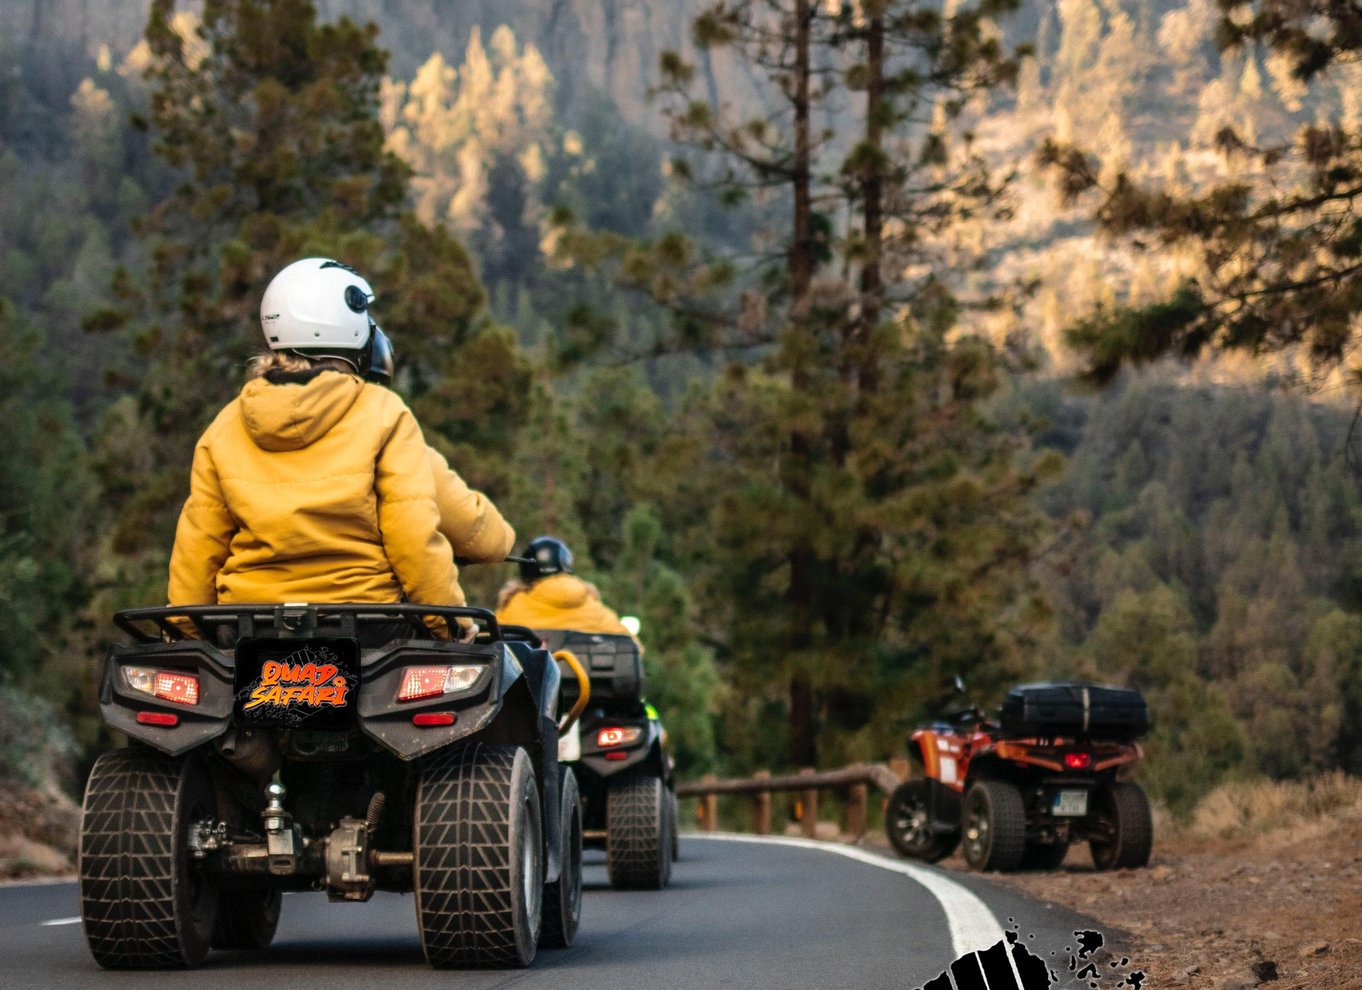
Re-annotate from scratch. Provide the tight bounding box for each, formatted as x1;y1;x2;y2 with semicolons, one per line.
167;370;513;614
496;574;630;635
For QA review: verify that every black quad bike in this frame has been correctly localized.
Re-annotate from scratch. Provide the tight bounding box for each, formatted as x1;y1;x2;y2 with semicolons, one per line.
535;630;677;890
885;681;1154;872
79;602;587;970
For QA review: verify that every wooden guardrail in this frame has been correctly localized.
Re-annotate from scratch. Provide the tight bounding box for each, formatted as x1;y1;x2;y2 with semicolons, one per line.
676;761;908;841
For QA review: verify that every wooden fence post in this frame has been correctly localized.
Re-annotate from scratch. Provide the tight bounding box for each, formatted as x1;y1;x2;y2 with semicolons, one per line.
844;783;868;840
752;770;771;835
799;768;817;838
701;774;718;832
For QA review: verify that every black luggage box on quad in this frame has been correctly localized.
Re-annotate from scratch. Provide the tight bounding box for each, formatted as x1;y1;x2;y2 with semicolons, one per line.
999;681;1149;741
537;630;644;705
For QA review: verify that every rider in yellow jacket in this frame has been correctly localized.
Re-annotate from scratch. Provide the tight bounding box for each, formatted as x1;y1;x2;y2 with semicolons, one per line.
496;537;632;636
167;258;513;628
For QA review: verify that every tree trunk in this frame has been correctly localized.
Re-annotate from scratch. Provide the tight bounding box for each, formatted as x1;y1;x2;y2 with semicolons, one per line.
786;0;818;770
791;0;813;303
859;9;885;397
790;675;817;768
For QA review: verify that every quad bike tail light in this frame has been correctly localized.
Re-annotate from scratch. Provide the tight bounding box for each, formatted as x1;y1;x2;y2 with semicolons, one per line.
597;726;643;748
124;666;200;706
1063;751;1093;770
396;665;484;702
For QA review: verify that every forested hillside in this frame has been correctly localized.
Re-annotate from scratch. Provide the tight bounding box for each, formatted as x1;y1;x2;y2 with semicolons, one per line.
3;0;1362;820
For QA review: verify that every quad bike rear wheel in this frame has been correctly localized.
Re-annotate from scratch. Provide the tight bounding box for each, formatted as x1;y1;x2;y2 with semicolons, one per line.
961;780;1027;872
212;888;282;950
885;780;960;863
415;743;543;968
540;766;582;949
1090;781;1152;870
79;748;219;969
606;772;668;890
668;787;680;863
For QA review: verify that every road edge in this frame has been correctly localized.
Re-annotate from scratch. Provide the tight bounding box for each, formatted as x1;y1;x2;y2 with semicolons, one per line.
690;832;1004;958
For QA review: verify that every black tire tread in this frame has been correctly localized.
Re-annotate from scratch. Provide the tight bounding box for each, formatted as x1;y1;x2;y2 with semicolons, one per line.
964;780;1027;872
540;767;582;949
415;743;540;969
1091;782;1153;870
606;773;666;890
79;748;214;969
885;780;959;863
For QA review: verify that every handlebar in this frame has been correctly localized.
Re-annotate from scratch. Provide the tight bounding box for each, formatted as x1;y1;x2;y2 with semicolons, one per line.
454;554;533;567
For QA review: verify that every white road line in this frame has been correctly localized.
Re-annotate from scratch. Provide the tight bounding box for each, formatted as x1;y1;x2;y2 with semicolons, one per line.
39;917;81;927
693;833;1005;958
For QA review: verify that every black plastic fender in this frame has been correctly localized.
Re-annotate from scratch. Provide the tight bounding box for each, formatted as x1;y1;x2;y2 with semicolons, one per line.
100;642;235;757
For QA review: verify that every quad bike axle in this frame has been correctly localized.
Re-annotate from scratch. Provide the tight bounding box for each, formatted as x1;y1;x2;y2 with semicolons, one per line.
187;782;408;900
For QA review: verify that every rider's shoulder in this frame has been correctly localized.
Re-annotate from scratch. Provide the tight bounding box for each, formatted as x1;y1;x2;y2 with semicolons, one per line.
355;380;416;421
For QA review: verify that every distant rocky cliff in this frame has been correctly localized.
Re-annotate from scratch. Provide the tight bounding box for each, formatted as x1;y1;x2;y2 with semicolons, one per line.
2;0;712;124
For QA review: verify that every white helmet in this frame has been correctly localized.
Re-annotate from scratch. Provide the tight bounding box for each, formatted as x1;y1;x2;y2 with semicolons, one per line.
259;258;393;382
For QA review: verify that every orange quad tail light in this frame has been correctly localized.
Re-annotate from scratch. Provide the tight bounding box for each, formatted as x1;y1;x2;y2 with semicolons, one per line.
596;726;643;748
1063;752;1093;770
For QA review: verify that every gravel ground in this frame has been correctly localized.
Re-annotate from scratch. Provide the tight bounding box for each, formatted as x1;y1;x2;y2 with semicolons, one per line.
972;812;1362;990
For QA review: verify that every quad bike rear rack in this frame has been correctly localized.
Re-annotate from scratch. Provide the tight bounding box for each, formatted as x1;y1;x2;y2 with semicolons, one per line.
113;603;533;644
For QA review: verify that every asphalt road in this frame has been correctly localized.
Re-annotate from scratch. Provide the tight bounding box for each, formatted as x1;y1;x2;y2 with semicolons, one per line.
0;836;1110;989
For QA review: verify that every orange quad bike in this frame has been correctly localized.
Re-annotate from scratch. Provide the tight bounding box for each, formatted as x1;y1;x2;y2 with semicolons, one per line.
885;681;1153;872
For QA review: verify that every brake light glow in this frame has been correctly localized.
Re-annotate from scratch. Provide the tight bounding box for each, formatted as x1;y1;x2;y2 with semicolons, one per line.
124;667;199;706
1063;752;1092;770
597;726;643;748
154;672;200;706
412;712;456;727
136;711;179;727
397;665;484;702
604;751;629;761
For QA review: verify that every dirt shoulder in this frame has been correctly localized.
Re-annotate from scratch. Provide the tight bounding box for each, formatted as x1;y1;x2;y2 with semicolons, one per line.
0;786;79;880
974;809;1362;990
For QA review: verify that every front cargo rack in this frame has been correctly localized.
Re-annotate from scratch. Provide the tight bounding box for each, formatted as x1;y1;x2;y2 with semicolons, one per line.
113;603;508;644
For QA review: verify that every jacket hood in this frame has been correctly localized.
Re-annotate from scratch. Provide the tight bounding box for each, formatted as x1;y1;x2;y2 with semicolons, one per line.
534;573;591;609
238;370;365;451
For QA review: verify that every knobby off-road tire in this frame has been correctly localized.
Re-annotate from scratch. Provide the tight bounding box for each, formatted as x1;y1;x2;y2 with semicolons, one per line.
885;780;960;863
540;766;582;949
1090;781;1153;871
668;787;680;863
1020;841;1069;871
961;780;1027;872
212;888;282;950
79;748;220;969
415;743;543;969
659;784;675;887
606;773;667;890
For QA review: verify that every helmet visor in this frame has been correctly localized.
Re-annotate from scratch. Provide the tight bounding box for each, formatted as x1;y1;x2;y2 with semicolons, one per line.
365;324;394;383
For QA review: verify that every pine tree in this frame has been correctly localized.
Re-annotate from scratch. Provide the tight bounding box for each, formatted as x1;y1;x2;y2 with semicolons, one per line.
558;0;1051;767
1042;0;1362;380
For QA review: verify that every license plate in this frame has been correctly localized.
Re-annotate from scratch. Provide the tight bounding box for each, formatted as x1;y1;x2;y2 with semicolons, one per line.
1052;789;1088;817
558;721;581;762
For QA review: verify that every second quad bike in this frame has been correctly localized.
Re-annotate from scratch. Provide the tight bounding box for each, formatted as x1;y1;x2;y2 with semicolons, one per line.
885;680;1154;872
79;602;585;970
533;629;677;890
